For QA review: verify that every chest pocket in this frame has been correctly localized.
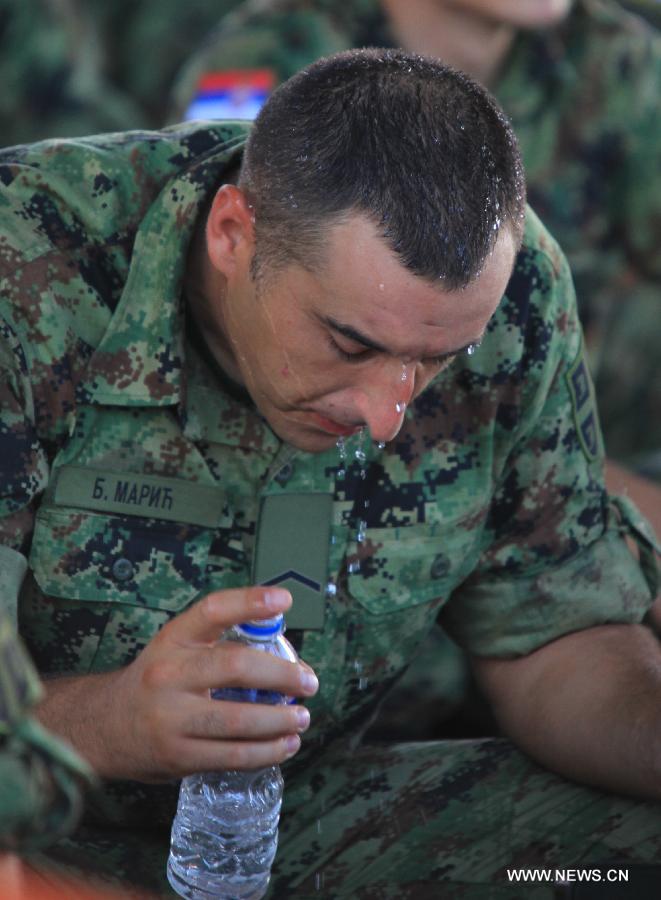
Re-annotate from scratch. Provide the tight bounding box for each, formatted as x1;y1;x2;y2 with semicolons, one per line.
337;510;487;713
23;505;214;675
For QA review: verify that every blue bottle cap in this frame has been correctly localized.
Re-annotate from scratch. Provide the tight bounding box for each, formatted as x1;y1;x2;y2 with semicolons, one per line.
237;614;284;639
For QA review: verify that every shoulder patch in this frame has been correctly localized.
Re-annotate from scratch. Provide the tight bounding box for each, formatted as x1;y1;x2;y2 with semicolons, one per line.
566;344;603;462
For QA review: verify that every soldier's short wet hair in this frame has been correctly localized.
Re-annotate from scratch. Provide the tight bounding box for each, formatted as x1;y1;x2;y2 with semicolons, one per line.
239;47;526;289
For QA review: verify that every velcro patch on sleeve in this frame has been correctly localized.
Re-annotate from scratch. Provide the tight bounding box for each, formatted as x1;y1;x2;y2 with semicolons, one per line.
565;344;603;463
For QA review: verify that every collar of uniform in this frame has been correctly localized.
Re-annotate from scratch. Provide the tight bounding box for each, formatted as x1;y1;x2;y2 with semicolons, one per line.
183;332;282;455
79;125;249;407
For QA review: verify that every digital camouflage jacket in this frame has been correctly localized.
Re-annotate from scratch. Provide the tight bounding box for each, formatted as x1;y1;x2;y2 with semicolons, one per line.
0;122;657;829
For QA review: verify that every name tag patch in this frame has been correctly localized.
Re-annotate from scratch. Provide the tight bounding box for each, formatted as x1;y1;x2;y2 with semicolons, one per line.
54;466;225;527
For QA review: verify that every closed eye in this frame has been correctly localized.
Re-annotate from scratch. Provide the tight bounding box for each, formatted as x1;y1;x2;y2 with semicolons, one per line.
327;334;374;362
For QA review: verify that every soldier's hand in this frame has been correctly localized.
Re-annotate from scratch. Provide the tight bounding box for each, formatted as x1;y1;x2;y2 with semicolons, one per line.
37;587;317;782
112;586;317;781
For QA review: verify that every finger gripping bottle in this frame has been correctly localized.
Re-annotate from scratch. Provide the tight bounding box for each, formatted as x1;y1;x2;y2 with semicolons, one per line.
167;614;298;899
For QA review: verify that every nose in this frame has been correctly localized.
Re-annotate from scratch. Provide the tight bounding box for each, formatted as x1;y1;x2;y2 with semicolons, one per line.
353;361;416;444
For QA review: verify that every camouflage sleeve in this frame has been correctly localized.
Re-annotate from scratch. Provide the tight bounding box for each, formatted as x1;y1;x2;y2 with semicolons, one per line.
441;226;659;658
0;607;93;851
0;317;50;575
167;0;352;124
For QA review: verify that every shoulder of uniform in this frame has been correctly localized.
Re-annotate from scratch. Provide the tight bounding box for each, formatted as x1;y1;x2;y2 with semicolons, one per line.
517;205;572;285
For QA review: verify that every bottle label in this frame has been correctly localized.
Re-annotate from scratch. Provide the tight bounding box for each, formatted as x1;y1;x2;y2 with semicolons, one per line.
211;686;291;705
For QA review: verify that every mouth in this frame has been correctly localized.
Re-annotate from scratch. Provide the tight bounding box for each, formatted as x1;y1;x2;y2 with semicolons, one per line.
308;412;363;437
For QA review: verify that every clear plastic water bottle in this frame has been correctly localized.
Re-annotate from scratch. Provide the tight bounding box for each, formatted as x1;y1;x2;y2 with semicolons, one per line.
167;614;298;899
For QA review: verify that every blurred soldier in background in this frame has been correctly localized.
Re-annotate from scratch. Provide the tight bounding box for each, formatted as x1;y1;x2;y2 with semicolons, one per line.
0;0;244;146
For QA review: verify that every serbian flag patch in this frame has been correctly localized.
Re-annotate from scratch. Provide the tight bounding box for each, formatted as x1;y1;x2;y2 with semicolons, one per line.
184;69;276;121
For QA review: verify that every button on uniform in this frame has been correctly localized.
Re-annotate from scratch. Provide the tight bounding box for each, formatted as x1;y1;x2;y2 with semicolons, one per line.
274;462;293;485
430;553;450;580
112;557;135;582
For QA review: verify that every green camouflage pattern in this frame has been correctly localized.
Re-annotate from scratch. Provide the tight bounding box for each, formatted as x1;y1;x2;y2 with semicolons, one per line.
0;123;658;891
0;0;244;147
40;738;661;897
0;600;92;851
170;0;661;480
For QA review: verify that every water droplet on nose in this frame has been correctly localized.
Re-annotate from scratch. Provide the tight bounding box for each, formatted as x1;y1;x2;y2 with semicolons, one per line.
377;441;386;450
395;402;406;414
378;283;385;291
401;365;408;382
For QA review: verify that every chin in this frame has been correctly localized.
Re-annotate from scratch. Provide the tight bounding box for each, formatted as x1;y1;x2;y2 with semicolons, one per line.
516;0;573;28
285;430;339;454
268;418;338;453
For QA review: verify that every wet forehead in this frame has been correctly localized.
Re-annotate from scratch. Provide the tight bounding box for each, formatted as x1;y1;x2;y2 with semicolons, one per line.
310;216;516;357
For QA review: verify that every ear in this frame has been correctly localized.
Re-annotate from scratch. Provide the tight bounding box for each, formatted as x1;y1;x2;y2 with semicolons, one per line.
205;185;255;279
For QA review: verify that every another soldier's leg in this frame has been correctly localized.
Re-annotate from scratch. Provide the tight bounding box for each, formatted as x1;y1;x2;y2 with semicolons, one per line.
273;738;661;899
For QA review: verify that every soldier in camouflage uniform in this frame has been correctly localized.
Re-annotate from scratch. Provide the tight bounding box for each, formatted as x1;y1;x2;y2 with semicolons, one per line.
170;0;661;485
1;50;661;897
0;0;244;147
0;594;91;854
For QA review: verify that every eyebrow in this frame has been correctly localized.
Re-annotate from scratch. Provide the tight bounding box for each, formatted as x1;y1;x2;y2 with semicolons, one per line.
320;315;482;362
